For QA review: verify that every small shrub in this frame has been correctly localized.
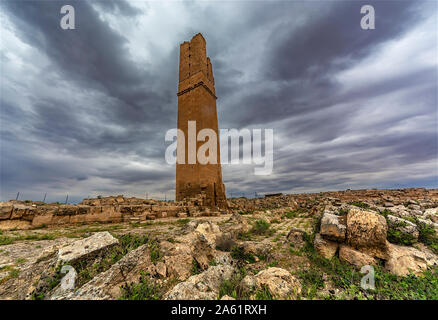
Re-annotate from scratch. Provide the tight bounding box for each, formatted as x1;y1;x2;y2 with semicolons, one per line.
119;272;163;300
149;240;163;263
191;259;202;275
417;222;438;254
338;208;349;216
218;268;248;299
230;246;255;264
252;219;272;235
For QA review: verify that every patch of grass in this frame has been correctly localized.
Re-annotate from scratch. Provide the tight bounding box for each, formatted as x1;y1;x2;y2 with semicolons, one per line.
237;232;252;241
267;261;278;268
285;211;298;219
350;201;369;209
119;271;164;300
387;228;416;246
191;259;202;275
16;258;27;265
0;232;55;246
149;240;163;263
0;267;19;285
218;268;248;299
296;268;325;299
417;221;438;254
338;208;349;216
379;209;391;218
176;218;190;225
0;235;13;246
254;285;274;300
238;210;253;215
285;208;307;219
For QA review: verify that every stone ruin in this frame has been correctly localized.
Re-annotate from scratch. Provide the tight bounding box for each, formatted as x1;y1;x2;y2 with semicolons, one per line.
176;33;227;209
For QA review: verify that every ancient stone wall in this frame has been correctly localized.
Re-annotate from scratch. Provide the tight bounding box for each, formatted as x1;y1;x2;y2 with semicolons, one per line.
0;195;223;231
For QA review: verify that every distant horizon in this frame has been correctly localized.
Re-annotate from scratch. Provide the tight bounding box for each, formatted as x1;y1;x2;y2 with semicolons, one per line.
6;184;438;205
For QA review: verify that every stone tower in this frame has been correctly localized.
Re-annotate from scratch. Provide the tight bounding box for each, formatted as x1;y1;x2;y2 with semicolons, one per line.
176;33;227;208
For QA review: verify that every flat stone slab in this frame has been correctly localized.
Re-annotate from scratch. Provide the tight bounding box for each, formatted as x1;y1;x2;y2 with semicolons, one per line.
57;232;119;265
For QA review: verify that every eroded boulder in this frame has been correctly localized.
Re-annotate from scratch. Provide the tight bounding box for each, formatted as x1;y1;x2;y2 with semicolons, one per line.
314;233;338;259
320;212;346;242
339;245;376;269
165;265;235;300
384;243;437;276
57;232;119;265
253;267;301;299
346;208;387;258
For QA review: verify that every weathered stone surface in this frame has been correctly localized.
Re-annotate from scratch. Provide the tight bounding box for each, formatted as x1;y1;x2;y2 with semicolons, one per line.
57;232;119;265
0;219;31;230
384;243;437;276
57;244;152;300
195;222;222;248
320;212;346;242
253;267;301;299
220;295;235;300
165;265;235;300
346;208;387;258
164;254;193;281
0;205;13;220
314;233;338;259
339;245;376;268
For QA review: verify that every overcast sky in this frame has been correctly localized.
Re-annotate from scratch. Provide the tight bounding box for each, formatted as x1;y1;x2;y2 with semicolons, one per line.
1;0;437;203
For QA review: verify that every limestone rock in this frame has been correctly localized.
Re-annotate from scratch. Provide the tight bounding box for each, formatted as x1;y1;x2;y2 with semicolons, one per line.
385;243;438;276
339;245;376;268
346;208;387;258
320;212;346;242
0;205;13;220
314;233;338;259
58;244;152;300
165;265;235;300
195;222;223;248
220;295;235;300
57;232;119;265
254;267;301;299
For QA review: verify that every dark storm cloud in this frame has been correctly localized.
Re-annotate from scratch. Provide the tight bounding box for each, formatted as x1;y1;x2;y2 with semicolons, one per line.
225;0;426;127
0;0;436;201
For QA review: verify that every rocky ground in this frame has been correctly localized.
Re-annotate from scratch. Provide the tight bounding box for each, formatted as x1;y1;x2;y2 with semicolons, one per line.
0;188;437;300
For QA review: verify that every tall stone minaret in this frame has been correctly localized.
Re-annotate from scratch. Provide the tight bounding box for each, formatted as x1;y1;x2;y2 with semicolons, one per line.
176;33;226;208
